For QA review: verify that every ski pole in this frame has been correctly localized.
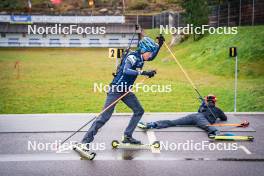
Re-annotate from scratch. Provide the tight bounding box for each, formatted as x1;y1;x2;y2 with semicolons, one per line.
113;24;139;76
163;42;202;98
124;24;139;57
163;42;218;120
207;120;249;127
126;24;139;51
60;77;148;146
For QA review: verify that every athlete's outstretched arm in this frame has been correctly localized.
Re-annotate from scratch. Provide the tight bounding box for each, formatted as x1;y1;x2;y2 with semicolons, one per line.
217;107;227;121
148;35;165;61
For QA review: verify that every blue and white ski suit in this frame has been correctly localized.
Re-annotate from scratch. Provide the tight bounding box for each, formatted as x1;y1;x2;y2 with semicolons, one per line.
82;49;159;143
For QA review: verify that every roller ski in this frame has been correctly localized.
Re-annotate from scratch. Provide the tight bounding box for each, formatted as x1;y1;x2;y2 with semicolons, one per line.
111;135;160;150
209;133;254;141
207;120;250;128
72;143;96;160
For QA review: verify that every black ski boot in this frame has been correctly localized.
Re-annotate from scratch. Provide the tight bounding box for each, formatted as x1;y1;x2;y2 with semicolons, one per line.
122;135;142;145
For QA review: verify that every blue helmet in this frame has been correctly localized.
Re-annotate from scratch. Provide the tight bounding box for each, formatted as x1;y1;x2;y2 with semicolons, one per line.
138;37;159;54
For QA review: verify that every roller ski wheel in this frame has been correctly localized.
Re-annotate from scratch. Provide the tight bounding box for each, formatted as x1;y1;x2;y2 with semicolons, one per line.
247;136;254;141
73;143;96;160
152;141;160;149
112;140;120;149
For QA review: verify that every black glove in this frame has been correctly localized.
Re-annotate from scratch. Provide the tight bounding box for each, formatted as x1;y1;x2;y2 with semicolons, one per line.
156;34;165;47
141;70;157;78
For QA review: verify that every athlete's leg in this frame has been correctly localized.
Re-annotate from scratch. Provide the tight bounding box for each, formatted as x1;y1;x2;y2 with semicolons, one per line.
82;92;121;143
122;92;144;137
195;113;219;135
154;114;196;129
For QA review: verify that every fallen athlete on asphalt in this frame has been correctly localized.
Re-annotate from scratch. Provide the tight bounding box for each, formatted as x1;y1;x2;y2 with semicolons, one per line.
138;94;227;137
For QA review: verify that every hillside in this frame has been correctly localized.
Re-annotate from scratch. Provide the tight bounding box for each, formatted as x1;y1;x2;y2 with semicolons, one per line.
146;25;264;78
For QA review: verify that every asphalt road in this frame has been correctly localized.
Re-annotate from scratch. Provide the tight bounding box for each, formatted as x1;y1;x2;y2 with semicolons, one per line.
0;113;263;176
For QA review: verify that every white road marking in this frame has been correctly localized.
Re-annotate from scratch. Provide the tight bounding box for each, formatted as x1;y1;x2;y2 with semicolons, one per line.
56;145;72;154
146;131;160;154
239;145;252;155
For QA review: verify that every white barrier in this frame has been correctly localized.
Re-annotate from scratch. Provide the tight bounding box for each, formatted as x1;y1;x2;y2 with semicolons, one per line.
0;34;138;47
0;15;125;24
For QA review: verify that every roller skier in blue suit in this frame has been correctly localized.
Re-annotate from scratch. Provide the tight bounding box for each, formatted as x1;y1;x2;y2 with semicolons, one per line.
78;35;165;151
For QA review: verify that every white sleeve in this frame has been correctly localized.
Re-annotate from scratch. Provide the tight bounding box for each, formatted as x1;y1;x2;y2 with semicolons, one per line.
126;55;137;66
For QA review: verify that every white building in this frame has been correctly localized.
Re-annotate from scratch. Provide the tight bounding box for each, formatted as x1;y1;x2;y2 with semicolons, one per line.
0;15;140;47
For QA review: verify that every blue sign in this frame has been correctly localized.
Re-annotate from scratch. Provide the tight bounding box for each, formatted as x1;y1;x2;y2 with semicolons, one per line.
10;15;32;24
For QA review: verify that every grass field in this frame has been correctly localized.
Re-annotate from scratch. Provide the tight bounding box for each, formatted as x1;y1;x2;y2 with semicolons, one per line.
0;26;263;114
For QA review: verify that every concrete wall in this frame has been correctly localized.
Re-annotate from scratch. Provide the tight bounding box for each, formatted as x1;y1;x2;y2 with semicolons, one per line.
0;33;138;47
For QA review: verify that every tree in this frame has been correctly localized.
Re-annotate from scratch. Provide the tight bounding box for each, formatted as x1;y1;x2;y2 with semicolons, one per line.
0;0;23;10
180;0;209;40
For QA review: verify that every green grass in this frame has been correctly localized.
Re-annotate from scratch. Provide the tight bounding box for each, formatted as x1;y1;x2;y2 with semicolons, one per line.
0;26;263;114
146;26;264;77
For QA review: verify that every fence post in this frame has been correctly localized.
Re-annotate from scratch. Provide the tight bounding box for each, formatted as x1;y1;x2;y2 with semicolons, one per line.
234;54;238;112
252;0;255;25
152;15;154;29
178;13;180;27
239;0;241;26
227;2;230;27
164;12;166;26
218;4;220;27
159;13;161;27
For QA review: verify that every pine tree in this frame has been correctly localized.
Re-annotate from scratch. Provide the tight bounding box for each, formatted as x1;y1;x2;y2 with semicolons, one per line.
180;0;209;40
